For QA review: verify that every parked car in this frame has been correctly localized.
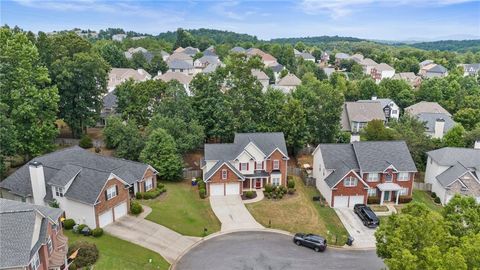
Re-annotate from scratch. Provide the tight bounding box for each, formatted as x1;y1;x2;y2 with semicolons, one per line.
293;233;327;252
354;204;380;228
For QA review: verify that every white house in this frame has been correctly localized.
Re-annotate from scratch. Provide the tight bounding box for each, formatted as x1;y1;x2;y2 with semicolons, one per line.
358;97;400;121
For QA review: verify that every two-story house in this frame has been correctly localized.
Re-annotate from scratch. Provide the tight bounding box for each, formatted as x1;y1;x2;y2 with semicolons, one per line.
312;141;417;208
358;97;400;121
0;199;68;270
341;101;386;140
201;133;289;196
0;146;157;229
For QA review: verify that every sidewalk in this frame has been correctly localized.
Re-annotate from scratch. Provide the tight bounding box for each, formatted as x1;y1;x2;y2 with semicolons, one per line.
243;190;264;204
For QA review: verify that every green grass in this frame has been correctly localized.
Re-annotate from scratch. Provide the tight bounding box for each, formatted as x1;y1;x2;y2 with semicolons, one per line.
65;231;170;270
412;190;443;212
141;180;221;237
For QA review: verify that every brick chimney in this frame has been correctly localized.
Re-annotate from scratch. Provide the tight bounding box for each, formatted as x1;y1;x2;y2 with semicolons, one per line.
433;118;445;139
29;161;46;206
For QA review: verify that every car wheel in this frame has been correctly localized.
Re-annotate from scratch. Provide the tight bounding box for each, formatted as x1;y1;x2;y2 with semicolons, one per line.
295;241;301;246
314;247;320;252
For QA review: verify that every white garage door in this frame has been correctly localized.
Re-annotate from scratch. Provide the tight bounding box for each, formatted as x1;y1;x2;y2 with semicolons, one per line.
349;195;364;208
334;196;349;208
98;209;113;228
210;183;224;196
225;183;240;195
114;202;128;219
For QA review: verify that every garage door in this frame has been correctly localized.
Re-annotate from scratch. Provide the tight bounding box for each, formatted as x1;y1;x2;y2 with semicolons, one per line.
98;210;113;228
210;183;224;196
333;196;349;208
349;195;364;208
225;183;240;195
114;202;128;219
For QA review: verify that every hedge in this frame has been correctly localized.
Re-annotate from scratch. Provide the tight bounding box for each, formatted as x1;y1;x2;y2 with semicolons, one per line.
135;187;166;200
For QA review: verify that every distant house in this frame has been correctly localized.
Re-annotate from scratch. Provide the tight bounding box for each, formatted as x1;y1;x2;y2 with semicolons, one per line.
107;68;151;92
419;63;448;78
99;90;119;126
154;71;194;96
251;69;270;92
182;46;201;57
425;147;480;205
405;101;455;139
295;51;315;62
203;63;221;74
168;59;195;75
245;48;278;66
112;33;127;41
204;45;216;56
350;53;364;63
167;52;194;65
270;63;284;82
0;199;68;270
312;141;417;208
461;63;480;76
419;59;434;68
335;52;350;65
392;72;422;88
341;101;386;137
273;73;302;93
194;55;221;72
371;63;395;82
160;50;170;62
124;47;154;63
358;97;400;120
320;51;330;66
294;48;302;57
230;46;246;53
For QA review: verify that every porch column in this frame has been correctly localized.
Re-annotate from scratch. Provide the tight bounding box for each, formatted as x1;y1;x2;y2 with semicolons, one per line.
380;190;385;205
395;190;400;205
250;178;252;190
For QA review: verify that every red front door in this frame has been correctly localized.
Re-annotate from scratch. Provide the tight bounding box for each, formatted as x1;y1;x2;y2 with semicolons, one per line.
255;179;261;188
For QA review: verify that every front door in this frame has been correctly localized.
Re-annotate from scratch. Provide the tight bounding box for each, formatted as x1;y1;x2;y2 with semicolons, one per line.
255;179;261;188
384;191;391;201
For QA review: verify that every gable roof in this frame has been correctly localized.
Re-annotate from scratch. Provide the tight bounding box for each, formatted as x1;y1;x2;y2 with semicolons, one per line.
435;162;474;187
416;113;455;134
427;64;447;73
251;69;269;80
230;46;245;53
278;73;301;86
182;46;200;56
405;101;451;116
427;147;480;167
155;71;193;85
0;147;151;205
270;63;284;73
203;160;244;181
300;52;315;60
102;90;118;111
358;98;396;109
168;59;194;69
341;101;386;128
352;141;417;172
335;53;350;59
108;68;151;89
375;63;394;71
167;52;193;63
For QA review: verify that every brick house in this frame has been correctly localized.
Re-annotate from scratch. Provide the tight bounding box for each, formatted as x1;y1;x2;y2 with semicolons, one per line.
201;133;289;196
0;146;157;228
0;199;68;270
312;141;417;208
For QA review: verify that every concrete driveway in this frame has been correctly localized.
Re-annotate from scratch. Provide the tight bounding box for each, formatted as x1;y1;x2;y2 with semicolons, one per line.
334;208;376;249
209;195;263;231
104;208;200;263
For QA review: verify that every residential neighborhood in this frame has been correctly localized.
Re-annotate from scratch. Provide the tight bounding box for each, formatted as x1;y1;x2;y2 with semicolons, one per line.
2;1;480;270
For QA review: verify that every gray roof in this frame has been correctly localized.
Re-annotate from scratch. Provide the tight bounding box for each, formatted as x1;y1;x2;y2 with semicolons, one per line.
48;164;82;186
231;46;245;53
335;53;350;59
300;52;315;60
352;141;417;172
197;55;219;65
0;146;150;205
427;64;447;74
168;59;194;69
182;46;200;56
103;90;118;110
435;162;471;187
405;101;451;116
270;63;284;73
358;98;395;109
427;147;480;168
318;144;359;188
341;101;386;130
416;113;455;134
0;199;63;269
203;160;244;181
203;63;219;73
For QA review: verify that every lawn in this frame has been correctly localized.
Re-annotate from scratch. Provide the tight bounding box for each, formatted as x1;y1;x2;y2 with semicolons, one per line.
141;180;221;237
65;231;169;270
246;177;349;246
395;190;443;213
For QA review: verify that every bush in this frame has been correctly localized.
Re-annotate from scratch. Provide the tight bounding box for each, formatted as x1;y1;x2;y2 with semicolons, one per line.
287;188;296;195
287;175;293;181
130;201;143;215
199;188;206;199
197;179;206;190
64;219;76;230
264;184;274;193
367;197;380;204
245;191;255;199
79;135;93;149
91;228;103;237
287;179;295;189
68;241;99;269
398;196;413;204
75;224;88;233
431;192;437;198
434;197;441;204
95;146;101;153
136;187;165;200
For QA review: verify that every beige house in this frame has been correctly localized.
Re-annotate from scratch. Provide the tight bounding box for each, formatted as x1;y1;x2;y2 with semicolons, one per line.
154;71;194;96
392;72;422;88
273;73;301;94
251;69;270;92
107;68;151;92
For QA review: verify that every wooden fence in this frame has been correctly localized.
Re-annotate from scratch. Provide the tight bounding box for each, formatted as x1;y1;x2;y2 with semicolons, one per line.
413;182;432;191
288;166;315;186
183;169;202;180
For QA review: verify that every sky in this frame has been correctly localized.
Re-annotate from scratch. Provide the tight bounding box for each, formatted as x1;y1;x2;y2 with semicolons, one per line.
2;0;480;41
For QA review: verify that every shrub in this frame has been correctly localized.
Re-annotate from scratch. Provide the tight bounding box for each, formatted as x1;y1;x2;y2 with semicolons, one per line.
287;188;296;195
367;197;380;204
199;188;206;199
91;228;103;237
135;192;142;199
197;180;206;190
431;192;437;198
287;179;295;189
434;197;441;204
245;191;255;199
398;196;413;204
76;224;88;233
68;241;99;269
64;219;76;230
79;135;93;149
130;201;143;215
278;193;283;199
136;188;164;200
158;183;165;189
287;175;293;181
264;184;274;193
94;146;101;153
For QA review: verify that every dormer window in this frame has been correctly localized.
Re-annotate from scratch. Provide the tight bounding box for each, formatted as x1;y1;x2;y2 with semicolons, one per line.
255;161;263;170
222;169;228;180
240;163;248;171
55;186;64;197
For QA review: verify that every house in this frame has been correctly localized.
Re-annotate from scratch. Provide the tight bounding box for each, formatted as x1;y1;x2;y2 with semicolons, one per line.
270;63;284;82
167;52;194;65
335;52;350;66
0;199;68;270
312;141;417;208
154;71;194;96
358;58;378;75
167;59;195;75
320;51;330;65
392;72;422;88
230;46;246;53
419;63;448;78
204;46;216;56
341;101;386;135
99;90;119;126
194;55;221;72
323;67;335;78
124;47;154;63
251;69;270;92
0;146;158;229
107;68;151;92
425;147;480;204
461;63;480;76
294;48;302;57
358;97;400;120
419;59;434;68
201;133;289;196
296;52;315;62
202;63;221;74
371;63;395;82
182;46;200;57
273;73;301;93
245;48;278;66
160;51;170;62
405;101;455;138
112;33;127;41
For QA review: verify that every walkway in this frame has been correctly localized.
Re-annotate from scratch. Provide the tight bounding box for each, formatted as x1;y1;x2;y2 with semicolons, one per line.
104;205;201;263
209;195;264;231
334;208;376;249
243;190;264;204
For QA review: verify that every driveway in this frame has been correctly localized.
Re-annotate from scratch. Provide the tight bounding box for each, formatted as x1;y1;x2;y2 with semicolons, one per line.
209;195;263;231
104;207;201;263
334;208;376;249
174;231;385;270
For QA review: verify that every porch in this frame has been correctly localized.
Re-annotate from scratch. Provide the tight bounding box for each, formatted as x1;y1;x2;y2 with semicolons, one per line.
243;177;269;190
377;183;403;205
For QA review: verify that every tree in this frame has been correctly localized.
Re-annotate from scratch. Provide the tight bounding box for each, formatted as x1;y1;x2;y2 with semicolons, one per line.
0;28;59;161
280;97;308;153
102;116;144;160
260;88;287;132
93;41;129;68
358;78;382;99
394;57;419;74
442;124;466;147
36;31;91;68
442;195;480;238
454;108;480;130
51;52;110;138
416;78;445;103
130;51;148;70
147;54;168;75
140;128;183;181
174;28;196;49
361;120;396;141
379;78;411;103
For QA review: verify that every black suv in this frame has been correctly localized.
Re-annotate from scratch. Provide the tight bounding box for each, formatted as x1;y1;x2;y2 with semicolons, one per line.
354;204;380;228
293;233;327;252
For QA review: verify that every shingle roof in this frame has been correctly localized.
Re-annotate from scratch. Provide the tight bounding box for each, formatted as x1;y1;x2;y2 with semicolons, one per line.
48;164;82;186
416;113;455;134
300;52;315;60
435;162;471;187
0;147;150;205
427;147;480;167
103;90;118;110
278;74;301;86
155;71;193;85
335;53;350;59
352;141;417;172
427;64;447;73
358;98;395;109
405;101;451;116
183;46;200;56
168;59;194;69
270;63;284;73
318;144;359;187
252;69;269;80
375;63;394;71
360;58;377;66
167;52;193;63
196;55;220;65
203;160;244;181
203;63;219;73
341;101;386;127
230;46;245;53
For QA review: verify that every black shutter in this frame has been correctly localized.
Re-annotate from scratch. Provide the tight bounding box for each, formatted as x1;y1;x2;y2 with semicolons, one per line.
104;190;108;201
144;181;147;191
115;185;119;195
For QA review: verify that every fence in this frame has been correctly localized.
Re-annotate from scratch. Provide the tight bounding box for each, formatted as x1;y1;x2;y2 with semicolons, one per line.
183;169;202;180
413;182;432;191
288;167;315;186
55;138;80;146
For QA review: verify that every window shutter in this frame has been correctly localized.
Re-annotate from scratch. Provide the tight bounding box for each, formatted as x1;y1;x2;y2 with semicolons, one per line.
144;181;147;192
105;190;108;201
115;185;119;195
262;162;264;170
254;162;257;170
247;163;249;170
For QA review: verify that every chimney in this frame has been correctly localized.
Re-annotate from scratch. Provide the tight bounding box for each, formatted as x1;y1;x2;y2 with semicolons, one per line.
434;118;445;139
29;161;46;206
371;96;377;100
137;69;144;75
474;140;480;149
350;133;361;142
157;71;162;76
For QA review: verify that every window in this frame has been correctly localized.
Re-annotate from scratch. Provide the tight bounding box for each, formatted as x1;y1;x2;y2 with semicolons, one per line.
273;160;280;170
272;177;281;186
54;186;64;197
392;110;398;114
367;173;379;182
145;178;153;191
398;172;409;181
318;164;322;172
256;161;263;170
385;174;393;182
106;186;117;200
398;187;409;196
344;177;357;187
30;252;40;270
221;169;228;180
368;188;377;197
47;236;53;254
240;163;248;171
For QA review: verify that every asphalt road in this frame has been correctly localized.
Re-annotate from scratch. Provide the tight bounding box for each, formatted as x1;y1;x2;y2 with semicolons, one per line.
175;231;385;270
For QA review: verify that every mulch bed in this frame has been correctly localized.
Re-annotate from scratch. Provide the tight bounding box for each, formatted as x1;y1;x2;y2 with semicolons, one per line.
241;191;258;200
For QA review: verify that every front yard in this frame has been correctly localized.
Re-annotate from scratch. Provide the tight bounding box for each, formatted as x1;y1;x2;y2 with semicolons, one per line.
141;180;221;237
246;177;349;245
65;231;170;270
395;189;443;213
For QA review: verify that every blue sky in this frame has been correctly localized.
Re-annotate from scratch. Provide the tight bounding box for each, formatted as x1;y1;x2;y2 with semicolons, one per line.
2;0;480;40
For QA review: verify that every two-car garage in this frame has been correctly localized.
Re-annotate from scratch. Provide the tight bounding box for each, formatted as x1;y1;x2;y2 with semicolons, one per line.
98;201;128;228
209;183;241;196
333;195;364;208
